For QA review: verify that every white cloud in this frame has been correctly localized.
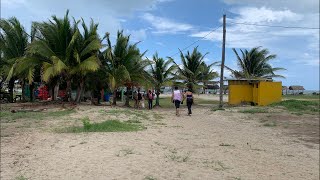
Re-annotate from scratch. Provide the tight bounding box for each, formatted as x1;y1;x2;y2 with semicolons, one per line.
1;0;26;8
190;6;319;66
222;0;319;13
141;13;194;34
125;29;147;42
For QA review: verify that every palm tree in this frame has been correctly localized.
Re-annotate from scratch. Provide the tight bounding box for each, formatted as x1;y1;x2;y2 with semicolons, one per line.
27;10;79;101
72;19;101;103
226;47;285;79
172;47;209;92
148;53;176;107
103;31;147;106
199;62;219;94
0;17;29;102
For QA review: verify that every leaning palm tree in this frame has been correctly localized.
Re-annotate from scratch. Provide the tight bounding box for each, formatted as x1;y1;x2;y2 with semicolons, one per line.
103;31;147;106
0;17;29;102
148;53;176;107
226;47;285;79
172;47;208;92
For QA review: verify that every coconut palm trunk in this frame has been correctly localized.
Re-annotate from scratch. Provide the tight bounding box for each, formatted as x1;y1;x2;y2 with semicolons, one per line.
53;82;59;100
112;90;117;105
21;79;26;102
66;79;72;101
75;79;84;103
8;78;14;103
125;86;131;107
29;83;34;102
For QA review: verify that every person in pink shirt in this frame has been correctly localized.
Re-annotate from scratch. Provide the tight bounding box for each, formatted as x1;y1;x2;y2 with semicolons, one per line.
171;86;183;116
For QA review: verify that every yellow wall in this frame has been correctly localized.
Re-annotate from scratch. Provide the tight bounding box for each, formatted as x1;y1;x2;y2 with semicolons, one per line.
257;81;282;106
228;81;282;106
228;81;253;105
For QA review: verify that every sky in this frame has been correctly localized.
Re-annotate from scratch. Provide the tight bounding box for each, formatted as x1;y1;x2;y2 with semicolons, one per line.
1;0;319;90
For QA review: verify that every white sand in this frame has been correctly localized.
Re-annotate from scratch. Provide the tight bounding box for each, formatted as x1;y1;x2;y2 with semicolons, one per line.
1;106;319;180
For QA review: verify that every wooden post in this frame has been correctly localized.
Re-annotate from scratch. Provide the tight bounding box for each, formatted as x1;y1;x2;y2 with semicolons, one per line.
219;14;226;108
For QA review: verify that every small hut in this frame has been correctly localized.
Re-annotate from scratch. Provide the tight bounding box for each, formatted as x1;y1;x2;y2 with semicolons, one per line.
289;85;305;95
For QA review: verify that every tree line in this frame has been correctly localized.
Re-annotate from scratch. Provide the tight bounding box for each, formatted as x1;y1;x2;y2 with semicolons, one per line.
0;10;284;106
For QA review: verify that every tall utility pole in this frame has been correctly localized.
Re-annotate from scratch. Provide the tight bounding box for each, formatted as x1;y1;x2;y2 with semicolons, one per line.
219;14;226;108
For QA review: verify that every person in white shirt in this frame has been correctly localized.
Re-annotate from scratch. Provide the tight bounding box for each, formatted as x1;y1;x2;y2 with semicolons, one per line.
171;86;183;116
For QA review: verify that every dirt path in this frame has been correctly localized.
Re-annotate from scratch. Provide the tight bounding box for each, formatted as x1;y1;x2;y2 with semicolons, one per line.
1;106;319;180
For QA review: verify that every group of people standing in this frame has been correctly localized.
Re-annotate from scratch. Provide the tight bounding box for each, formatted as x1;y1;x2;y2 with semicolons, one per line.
171;86;194;116
133;86;194;116
134;89;155;110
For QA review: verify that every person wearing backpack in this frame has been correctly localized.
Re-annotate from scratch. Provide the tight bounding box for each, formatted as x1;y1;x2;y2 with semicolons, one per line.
147;90;154;110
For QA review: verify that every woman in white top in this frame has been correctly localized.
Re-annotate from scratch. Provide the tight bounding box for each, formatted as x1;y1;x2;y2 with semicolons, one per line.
171;86;183;116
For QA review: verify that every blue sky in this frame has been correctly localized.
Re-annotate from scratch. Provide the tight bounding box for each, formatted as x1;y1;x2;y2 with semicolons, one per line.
1;0;319;90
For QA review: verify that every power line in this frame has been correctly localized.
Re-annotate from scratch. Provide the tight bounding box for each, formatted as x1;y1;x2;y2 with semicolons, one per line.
229;22;320;30
168;24;223;58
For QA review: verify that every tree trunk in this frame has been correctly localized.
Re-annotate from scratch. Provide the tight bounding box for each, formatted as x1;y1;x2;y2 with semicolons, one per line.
154;88;161;107
124;86;131;107
66;79;72;102
53;82;59;100
112;90;117;105
21;80;26;102
75;79;84;103
8;78;14;103
30;83;34;102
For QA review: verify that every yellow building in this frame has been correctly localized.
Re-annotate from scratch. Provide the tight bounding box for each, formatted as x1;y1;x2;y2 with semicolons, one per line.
228;79;282;106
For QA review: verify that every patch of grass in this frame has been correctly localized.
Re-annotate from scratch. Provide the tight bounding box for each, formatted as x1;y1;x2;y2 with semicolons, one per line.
283;94;320;100
270;100;319;115
211;107;225;111
219;143;235;147
0;109;75;122
144;175;157;180
125;119;142;123
239;108;268;114
60;117;145;133
263;121;277;127
15;175;28;180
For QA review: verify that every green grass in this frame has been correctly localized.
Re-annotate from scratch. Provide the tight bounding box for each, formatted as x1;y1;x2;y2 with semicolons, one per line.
283;94;320;100
0;109;75;122
211;106;225;111
270;100;319;114
15;175;28;180
263;121;277;127
239;108;268;114
60;117;145;133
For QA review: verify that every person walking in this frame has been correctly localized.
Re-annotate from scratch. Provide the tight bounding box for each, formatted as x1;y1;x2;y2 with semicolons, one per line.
171;86;182;116
147;90;154;110
185;88;194;116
